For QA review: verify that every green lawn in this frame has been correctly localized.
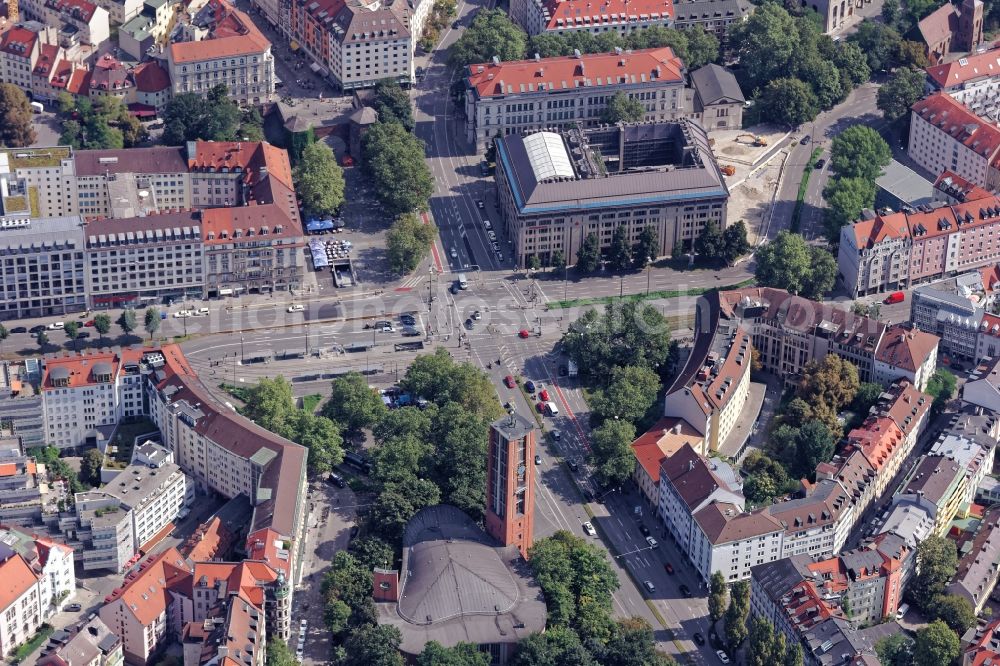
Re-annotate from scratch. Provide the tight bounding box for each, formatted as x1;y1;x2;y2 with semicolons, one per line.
109;417;159;464
11;624;53;664
301;394;322;413
791;147;825;233
548;279;755;309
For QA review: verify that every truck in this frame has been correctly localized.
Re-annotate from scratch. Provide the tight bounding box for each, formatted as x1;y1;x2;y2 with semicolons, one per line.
567;360;578;378
883;291;905;305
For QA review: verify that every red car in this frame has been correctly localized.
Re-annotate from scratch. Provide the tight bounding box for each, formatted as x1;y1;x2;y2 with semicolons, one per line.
503;375;516;389
539;389;551;402
664;563;674;575
518;329;530;339
84;320;95;327
536;401;546;413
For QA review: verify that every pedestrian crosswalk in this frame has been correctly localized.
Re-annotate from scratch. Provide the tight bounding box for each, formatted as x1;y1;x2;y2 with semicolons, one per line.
397;275;426;290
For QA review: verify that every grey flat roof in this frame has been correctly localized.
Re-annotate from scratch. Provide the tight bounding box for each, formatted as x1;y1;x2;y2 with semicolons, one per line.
379;505;546;654
876;160;936;207
497;121;728;215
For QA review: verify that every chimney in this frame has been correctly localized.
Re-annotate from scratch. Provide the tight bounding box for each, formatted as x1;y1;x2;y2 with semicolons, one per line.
534;52;540;61
688;459;695;471
674;422;682;435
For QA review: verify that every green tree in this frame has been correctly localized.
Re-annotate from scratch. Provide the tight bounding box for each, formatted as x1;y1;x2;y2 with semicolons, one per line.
748;617;787;666
242;376;295;432
449;9;527;68
322;551;377;629
576;233;601;273
799;55;844;110
93;314;112;343
348;535;395;572
400;347;503;419
793;419;836;479
709;571;728;622
386;213;438;274
597;617;677;666
590;419;638;487
369;474;441;542
372;78;414;131
832;42;871;87
527;255;542;270
0;323;7;353
728;3;800;92
685;25;720;69
607;225;634;272
601;91;646;125
932;593;976;635
528;531;619;629
881;0;901;25
363;123;435;216
143;308;160;342
830;126;892;181
758;78;819;126
161;86;241;145
754;231;836;298
0;83;36;147
324;372;388;434
632;226;659;269
512;627;596;666
428;402;490;519
294;142;345;218
744;473;779;505
36;330;49;350
783;643;803;666
563;300;673;379
551;249;566;269
725;579;751;650
341;624;404;666
848;21;902;72
910;536;958;612
851;382;884;414
913;620;960;666
283;411;344;475
822;176;876;240
117;309;137;336
721;221;751;265
80;448;105;486
925;369;957;412
417;642;490;666
63;321;81;349
797;354;860;414
878;67;927;121
875;634;914;666
265;638;298;666
899;39;930;68
695;220;726;262
55;92;75;115
590;365;660;424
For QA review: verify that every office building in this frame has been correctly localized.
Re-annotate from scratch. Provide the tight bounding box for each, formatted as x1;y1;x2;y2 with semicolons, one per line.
0;360;45;448
494;122;729;268
167;0;275;106
463;48;688;151
896;454;966;536
485;413;536;559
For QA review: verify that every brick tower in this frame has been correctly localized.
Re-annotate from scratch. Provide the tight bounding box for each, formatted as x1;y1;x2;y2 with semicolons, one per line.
485;412;535;559
957;0;984;53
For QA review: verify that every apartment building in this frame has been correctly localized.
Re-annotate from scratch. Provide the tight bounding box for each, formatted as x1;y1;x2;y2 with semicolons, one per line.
0;453;48;525
495;122;729;268
688;501;784;583
630;417;704;507
662;325;753;454
0;26;41;91
912;273;985;360
770;479;855;560
0;360;45;448
92;0;144;23
0;527;75;616
714;287;940;391
131;61;171;112
167;0;275;106
89;53;133;102
927;412;998;509
0;216;88;322
148;344;305;639
463;48;688;151
896;454;966;536
120;0;175;61
657;443;744;563
85;213;205;309
289;0;413;92
672;0;752;40
509;0;674;37
41;350;146;450
947;505;1000;614
38;616;123;666
0;547;43;656
837;212;911;298
908;93;1000;190
19;0;111;47
99;547;192;664
926;45;1000;115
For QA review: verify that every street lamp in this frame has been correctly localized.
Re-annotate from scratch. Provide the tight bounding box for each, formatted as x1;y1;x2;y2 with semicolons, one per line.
646;257;653;295
240;333;245;363
562;262;568;302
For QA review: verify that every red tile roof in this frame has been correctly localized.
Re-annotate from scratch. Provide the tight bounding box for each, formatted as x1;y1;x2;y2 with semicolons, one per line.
848;212;910;248
934;169;993;202
927;47;1000;89
540;0;674;31
66;66;91;95
912;92;1000;160
846;417;904;474
90;53;131;92
41;351;121;390
0;551;38;612
875;325;939;373
132;60;170;92
467;47;684;99
630;417;703;483
0;27;37;57
104;548;191;626
694;502;783;544
169;1;270;64
918;3;958;52
32;44;59;77
982;265;1000;293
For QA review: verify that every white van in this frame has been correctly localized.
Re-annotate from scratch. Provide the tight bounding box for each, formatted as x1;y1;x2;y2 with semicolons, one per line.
895;603;909;620
30;101;43;114
458;273;469;289
545;401;559;416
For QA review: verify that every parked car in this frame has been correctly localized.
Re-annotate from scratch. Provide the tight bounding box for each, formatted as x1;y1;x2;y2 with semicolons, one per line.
504;375;516;389
29;325;45;334
9;326;26;334
694;633;705;646
643;581;656;593
65;603;82;612
328;473;345;488
47;321;64;330
287;304;305;312
464;318;474;330
401;326;421;337
84;320;95;327
716;650;731;664
551;430;562;441
524;380;536;393
76;331;90;339
883;291;905;305
472;310;482;320
534;454;542;465
679;584;692;598
519;329;531;339
538;389;551;402
582;521;596;536
476;200;485;209
400;313;416;326
664;562;674;574
800;135;811;145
